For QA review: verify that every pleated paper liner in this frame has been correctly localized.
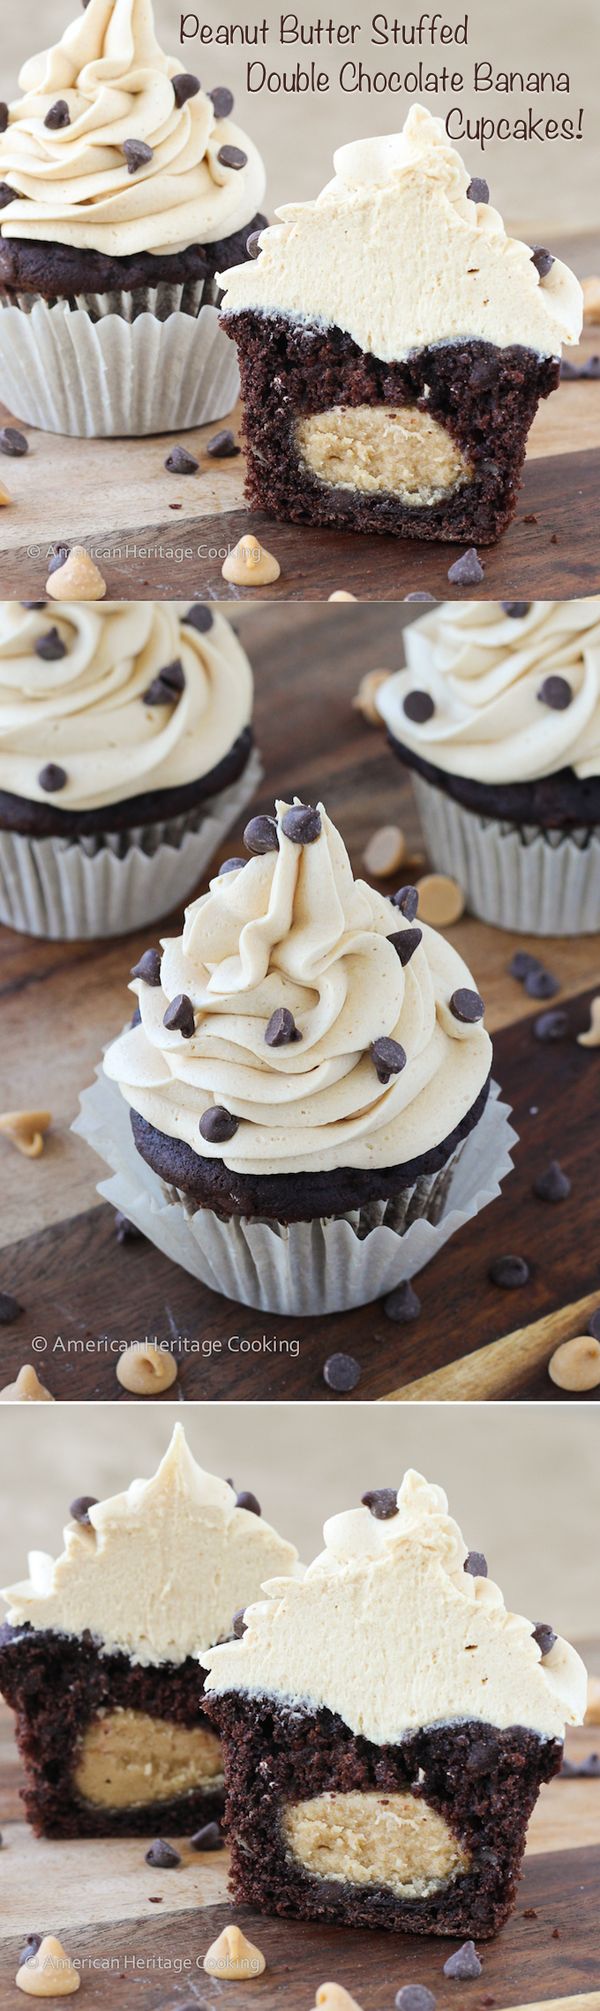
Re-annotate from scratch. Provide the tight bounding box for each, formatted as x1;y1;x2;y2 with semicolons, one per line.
411;774;600;936
0;291;239;436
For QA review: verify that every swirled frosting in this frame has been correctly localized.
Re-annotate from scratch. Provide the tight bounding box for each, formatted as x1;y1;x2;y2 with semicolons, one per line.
219;105;582;362
103;798;491;1176
0;602;252;810
377;600;600;784
2;1424;298;1666
204;1469;587;1743
0;0;265;257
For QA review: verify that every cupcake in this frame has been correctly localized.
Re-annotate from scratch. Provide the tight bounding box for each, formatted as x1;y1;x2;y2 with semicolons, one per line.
203;1470;586;1937
0;0;266;436
0;599;259;940
0;1423;298;1838
377;599;600;935
218;106;582;546
94;797;516;1315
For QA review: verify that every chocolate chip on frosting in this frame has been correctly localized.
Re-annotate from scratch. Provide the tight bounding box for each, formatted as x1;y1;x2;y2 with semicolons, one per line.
69;1496;98;1526
123;138;154;173
143;660;185;705
131;948;162;986
464;1551;488;1578
361;1488;399;1520
466;175;489;202
281;804;321;844
265;1007;301;1047
537;675;573;710
244;814;279;854
391;885;419;922
35;627;67;661
388;928;423;967
219;857;246;875
403;689;435;724
0;185;17;208
199;1106;239;1143
38;763;67;793
532;246;555;278
232;1608;247;1637
172;71;201;105
165;444;199;475
235;1490;261;1515
370;1037;407;1084
217;143;247;169
450;988;485;1024
532;1621;557;1657
0;105;8;135
163;993;195;1038
209;86;234;118
246;230;263;257
447;547;484;587
501;602;530;617
44;99;70;128
182;603;213;630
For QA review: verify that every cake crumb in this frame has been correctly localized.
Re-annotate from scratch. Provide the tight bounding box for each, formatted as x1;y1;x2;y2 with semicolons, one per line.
0;1109;51;1158
353;668;391;724
585;1674;600;1725
414;873;465;926
582;275;600;323
46;547;106;600
548;1335;600;1392
203;1925;266;1980
222;533;280;587
577;996;600;1047
0;1366;55;1404
363;825;406;877
116;1343;178;1396
16;1933;80;1996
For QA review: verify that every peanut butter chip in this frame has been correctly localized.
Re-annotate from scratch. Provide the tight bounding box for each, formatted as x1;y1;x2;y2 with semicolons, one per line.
0;480;12;505
585;1674;600;1725
328;590;357;601
46;547;107;601
582;275;600;324
222;534;280;587
352;668;391;724
203;1926;266;1981
16;1936;79;1997
415;873;466;927
316;1988;363;2011
0;1109;51;1158
577;996;600;1047
116;1342;178;1395
0;1365;55;1404
363;825;406;878
548;1336;600;1392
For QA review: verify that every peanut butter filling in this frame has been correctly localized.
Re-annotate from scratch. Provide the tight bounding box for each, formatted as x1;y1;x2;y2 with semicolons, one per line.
296;405;471;505
283;1789;471;1899
73;1709;223;1810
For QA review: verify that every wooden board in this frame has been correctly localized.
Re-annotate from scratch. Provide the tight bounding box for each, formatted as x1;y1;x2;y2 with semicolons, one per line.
0;603;598;1406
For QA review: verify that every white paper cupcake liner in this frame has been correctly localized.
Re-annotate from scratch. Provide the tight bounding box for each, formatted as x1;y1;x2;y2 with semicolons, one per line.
0;748;262;941
0;296;239;436
411;775;600;936
74;1071;517;1316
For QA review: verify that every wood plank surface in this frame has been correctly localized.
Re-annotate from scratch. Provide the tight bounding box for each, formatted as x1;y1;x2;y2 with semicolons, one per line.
0;604;598;1405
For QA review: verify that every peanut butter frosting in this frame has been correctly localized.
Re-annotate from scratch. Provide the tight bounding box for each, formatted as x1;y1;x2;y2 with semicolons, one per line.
1;1425;298;1665
103;798;492;1177
377;600;600;784
219;106;582;362
0;0;265;258
0;601;252;810
204;1470;587;1744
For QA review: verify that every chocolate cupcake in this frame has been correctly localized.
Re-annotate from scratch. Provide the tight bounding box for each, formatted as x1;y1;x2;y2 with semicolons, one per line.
377;599;600;934
218;107;581;545
0;1425;298;1838
0;0;266;435
0;599;259;939
204;1470;586;1936
92;798;516;1314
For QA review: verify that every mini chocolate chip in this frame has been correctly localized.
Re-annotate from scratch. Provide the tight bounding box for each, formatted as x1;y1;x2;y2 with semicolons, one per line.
219;857;246;874
391;885;419;922
443;1941;482;1980
232;1608;247;1636
0;185;17;207
163;993;195;1038
525;967;559;998
466;176;489;203
143;659;185;705
323;1351;361;1393
383;1280;421;1323
370;1036;407;1084
537;674;573;711
131;948;162;986
35;626;67;661
209;86;234;118
580;1754;600;1776
244;813;279;854
182;603;213;631
69;1495;98;1526
47;547;70;576
164;445;199;475
0;426;28;457
361;1488;398;1520
509;950;542;981
532;1621;557;1657
464;1551;488;1578
190;1821;224;1851
217;143;247;169
265;1007;300;1047
489;1254;530;1288
0;105;8;135
447;547;484;587
561;354;600;381
206;428;240;458
533;1007;569;1042
501;602;530;617
199;1106;239;1144
395;1989;436;2011
131;1005;142;1028
388;927;422;966
235;1489;261;1515
172;72;201;106
0;1292;23;1323
123;139;154;173
44;100;70;128
246;230;263;258
38;763;67;793
114;1211;143;1244
281;803;321;844
450;987;485;1023
145;1840;180;1869
532;246;555;278
403;591;436;601
588;1308;600;1342
403;689;435;724
533;1160;571;1203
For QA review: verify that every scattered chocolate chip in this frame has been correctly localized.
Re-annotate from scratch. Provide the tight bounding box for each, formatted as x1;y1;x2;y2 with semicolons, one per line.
447;547;484;587
383;1280;421;1323
532;1621;557;1657
246;230;263;257
0;185;17;208
0;426;28;457
362;1488;398;1520
217;144;247;169
450;987;485;1023
131;947;162;985
182;603;213;630
21;602;46;609
199;1106;239;1144
443;1941;482;1979
69;1495;98;1526
533;1008;569;1042
533;1160;571;1203
164;445;199;475
232;1608;247;1637
38;763;67;793
219;857;246;874
588;1308;600;1342
163;993;195;1038
145;1840;180;1869
489;1254;530;1288
244;813;279;854
143;659;185;704
537;674;572;711
580;1753;600;1776
500;602;530;617
560;355;600;381
123;138;154;173
35;626;67;661
131;1005;142;1028
0;106;8;135
466;176;489;203
532;246;555;278
47;547;70;576
403;591;436;602
172;71;201;106
114;1211;143;1243
265;1006;300;1047
18;1939;41;1969
281;803;321;844
190;1821;224;1851
391;885;419;921
370;1036;407;1084
403;689;435;724
388;927;422;966
509;950;542;981
464;1552;488;1578
206;428;240;458
235;1490;261;1515
209;86;234;118
395;1989;436;2011
44;100;70;129
323;1351;361;1392
0;1292;23;1323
